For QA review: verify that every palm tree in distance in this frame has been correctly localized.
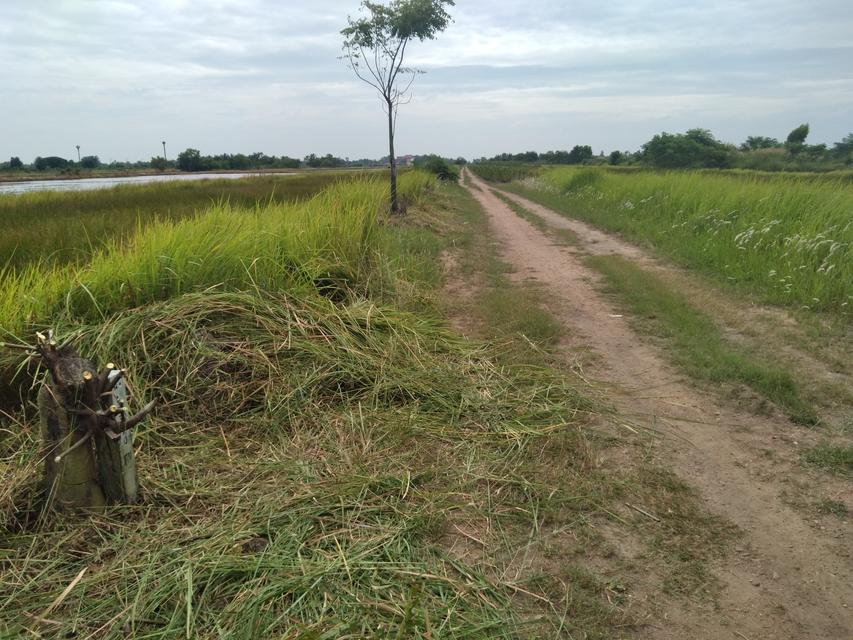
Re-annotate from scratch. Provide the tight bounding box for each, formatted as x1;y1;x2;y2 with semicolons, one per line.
75;145;81;162
162;141;167;161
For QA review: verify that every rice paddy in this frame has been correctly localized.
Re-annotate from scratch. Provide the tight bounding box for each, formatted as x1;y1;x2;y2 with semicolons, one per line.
0;173;352;269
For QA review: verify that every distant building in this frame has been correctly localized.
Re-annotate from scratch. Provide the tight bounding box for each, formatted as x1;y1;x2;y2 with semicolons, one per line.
398;155;416;167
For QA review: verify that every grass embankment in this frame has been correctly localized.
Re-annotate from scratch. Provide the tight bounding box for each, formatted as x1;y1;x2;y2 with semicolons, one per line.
0;173;348;269
484;167;853;317
0;172;604;638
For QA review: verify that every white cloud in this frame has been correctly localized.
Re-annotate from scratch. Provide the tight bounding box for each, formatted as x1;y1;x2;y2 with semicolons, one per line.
1;0;851;160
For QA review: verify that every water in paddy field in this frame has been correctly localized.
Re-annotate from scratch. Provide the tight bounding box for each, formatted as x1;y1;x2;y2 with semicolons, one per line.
0;172;290;195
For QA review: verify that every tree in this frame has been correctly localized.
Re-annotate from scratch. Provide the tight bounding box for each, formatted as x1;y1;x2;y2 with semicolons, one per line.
9;157;23;169
740;136;780;151
641;129;732;169
832;133;853;163
34;156;69;171
608;150;624;165
421;154;458;181
80;155;101;169
567;145;593;164
341;0;454;213
177;148;203;172
785;123;809;155
150;156;167;171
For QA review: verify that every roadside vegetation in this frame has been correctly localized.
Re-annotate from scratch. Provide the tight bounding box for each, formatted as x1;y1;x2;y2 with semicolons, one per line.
482;166;853;318
587;255;818;425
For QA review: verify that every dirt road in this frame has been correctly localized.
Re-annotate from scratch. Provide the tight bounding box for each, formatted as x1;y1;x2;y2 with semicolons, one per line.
461;169;852;639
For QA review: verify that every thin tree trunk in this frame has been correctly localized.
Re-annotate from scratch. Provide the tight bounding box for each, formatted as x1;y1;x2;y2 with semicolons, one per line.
387;100;398;214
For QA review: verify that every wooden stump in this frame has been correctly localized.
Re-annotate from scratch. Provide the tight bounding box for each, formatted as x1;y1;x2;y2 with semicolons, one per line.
4;333;154;512
39;379;106;510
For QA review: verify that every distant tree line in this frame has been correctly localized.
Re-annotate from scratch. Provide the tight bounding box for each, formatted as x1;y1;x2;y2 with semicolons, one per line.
474;126;853;172
0;149;392;174
484;145;594;165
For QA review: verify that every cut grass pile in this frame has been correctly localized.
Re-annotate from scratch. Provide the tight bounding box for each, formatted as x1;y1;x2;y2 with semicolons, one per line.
0;289;594;638
587;255;818;425
486;166;853;316
0;172;351;269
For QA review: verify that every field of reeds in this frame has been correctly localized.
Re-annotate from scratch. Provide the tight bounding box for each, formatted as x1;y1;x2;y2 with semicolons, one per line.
0;173;356;269
0;172;639;637
482;166;853;316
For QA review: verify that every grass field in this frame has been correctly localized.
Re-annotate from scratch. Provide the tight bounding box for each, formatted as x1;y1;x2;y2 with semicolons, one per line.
0;172;737;638
0;173;357;269
0;173;601;637
475;166;853;317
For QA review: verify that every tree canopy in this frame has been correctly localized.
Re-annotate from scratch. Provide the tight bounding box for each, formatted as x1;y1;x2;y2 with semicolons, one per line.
641;129;732;169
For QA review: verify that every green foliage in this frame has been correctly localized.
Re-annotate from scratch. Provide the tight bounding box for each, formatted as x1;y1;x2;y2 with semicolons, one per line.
608;150;624;165
150;156;167;171
342;0;454;47
740;136;780;151
421;154;458;181
33;156;69;171
177;147;204;172
641;129;733;169
304;153;345;168
79;155;100;169
786;123;810;146
568;144;593;164
8;157;22;169
786;123;810;156
470;163;539;183
513;167;853;316
833;133;853;163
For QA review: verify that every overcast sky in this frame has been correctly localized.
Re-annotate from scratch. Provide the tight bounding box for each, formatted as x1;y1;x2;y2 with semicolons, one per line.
2;1;851;162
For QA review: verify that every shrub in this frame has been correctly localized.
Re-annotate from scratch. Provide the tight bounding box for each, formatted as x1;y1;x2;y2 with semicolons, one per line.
421;155;459;181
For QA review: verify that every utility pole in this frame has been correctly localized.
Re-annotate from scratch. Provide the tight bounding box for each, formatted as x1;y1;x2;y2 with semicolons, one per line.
76;145;81;162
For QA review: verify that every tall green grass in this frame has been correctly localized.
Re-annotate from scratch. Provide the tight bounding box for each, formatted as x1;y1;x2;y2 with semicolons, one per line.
492;167;853;315
0;173;351;268
0;172;436;394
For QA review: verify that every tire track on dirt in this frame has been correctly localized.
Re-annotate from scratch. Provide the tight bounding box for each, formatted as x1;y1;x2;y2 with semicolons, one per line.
461;169;853;640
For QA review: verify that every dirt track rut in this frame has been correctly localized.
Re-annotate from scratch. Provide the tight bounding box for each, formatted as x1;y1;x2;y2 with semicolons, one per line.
461;169;853;640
